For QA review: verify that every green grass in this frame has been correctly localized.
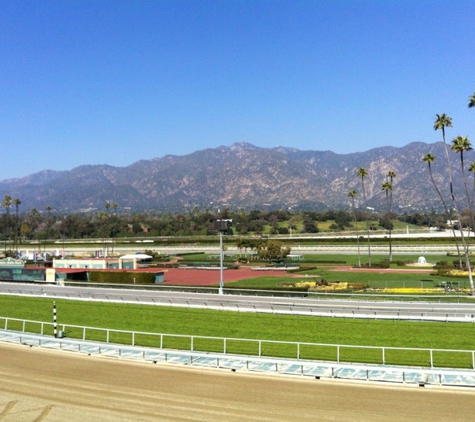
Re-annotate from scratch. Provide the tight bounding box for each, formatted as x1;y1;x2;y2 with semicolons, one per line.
1;295;475;368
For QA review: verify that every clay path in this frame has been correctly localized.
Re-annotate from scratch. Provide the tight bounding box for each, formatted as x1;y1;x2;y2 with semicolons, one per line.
156;267;290;286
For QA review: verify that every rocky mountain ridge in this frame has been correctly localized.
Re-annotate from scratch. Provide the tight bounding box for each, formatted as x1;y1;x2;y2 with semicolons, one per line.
0;141;471;214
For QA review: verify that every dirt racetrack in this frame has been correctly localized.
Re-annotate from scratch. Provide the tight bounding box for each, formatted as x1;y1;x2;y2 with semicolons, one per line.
1;343;475;421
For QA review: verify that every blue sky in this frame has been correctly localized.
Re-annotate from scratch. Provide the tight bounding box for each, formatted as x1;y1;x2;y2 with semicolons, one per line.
1;0;474;180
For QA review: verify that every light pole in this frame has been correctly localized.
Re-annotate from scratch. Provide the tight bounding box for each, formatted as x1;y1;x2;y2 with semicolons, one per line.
215;218;232;295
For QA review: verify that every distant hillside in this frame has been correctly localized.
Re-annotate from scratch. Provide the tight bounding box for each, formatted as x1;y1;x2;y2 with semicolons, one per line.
0;141;471;214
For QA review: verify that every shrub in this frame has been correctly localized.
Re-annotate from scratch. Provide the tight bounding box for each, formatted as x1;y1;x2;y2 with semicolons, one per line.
88;271;155;284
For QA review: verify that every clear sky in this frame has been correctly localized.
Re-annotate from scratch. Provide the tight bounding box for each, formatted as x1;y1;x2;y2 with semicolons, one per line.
1;0;474;180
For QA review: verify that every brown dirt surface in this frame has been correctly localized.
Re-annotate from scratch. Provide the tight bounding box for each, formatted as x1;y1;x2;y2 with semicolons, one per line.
159;267;289;286
157;265;434;286
1;342;475;421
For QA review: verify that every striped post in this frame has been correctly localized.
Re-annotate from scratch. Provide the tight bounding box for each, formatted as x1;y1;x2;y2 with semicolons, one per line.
53;301;57;338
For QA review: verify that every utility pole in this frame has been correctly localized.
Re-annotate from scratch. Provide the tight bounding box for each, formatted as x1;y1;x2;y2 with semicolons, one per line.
214;218;232;295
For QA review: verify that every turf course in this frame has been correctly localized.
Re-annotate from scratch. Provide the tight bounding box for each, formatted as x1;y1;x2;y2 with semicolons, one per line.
2;295;475;369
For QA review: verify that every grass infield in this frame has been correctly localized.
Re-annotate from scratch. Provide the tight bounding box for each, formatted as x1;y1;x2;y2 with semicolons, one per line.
1;295;475;369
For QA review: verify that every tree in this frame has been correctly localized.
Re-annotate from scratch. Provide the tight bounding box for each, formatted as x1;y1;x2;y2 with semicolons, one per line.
13;198;21;254
469;161;475;212
422;154;448;210
449;134;475;294
2;195;12;253
381;181;394;261
357;167;371;266
423;153;462;263
256;240;291;262
386;170;396;261
434;113;454;198
348;189;361;267
451;136;474;231
302;214;318;233
387;170;396;213
469;91;475;110
434;113;474;295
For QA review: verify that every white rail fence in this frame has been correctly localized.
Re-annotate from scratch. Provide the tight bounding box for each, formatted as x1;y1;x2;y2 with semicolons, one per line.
2;316;475;370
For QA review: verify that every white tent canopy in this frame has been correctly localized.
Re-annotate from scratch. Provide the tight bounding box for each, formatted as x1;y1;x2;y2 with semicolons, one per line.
119;254;153;260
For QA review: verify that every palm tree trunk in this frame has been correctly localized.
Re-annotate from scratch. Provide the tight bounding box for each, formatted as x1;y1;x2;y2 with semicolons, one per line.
442;136;474;295
427;164;463;266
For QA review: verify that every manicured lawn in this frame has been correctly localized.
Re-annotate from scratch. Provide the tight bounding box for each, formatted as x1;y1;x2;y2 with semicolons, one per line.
1;295;475;368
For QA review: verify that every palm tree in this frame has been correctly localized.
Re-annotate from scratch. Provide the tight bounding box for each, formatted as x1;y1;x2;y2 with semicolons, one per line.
357;167;371;266
451;136;474;232
111;203;118;254
422;153;462;263
13;198;21;255
422;154;448;210
469;161;475;207
434;113;454;198
2;195;12;254
434;114;474;295
348;189;361;267
469;91;475;109
387;170;396;212
386;171;397;261
381;181;393;262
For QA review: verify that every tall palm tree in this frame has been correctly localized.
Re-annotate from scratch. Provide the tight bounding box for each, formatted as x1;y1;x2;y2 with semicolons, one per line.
469;161;475;208
451;136;474;232
2;195;12;254
13;198;21;256
111;203;118;255
387;171;396;261
387;170;396;212
381;181;393;262
357;167;371;266
434;114;454;197
469;91;475;110
422;154;448;210
422;153;462;263
434;114;474;295
348;189;361;267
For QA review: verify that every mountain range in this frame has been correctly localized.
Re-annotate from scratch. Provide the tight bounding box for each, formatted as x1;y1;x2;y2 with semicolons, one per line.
0;141;472;214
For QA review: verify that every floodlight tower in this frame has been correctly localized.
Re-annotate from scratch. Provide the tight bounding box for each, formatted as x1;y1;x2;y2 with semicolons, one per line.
214;218;232;295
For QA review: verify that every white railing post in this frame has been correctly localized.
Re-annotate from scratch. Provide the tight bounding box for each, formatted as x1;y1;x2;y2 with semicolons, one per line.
430;349;434;368
191;336;194;352
382;347;385;364
337;345;340;362
259;340;262;357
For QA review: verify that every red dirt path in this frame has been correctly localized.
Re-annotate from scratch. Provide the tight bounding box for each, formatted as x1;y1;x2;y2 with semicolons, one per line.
129;264;434;286
160;267;289;286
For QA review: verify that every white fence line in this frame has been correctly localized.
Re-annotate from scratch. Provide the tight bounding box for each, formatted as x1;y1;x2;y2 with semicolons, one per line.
5;330;475;388
2;316;475;370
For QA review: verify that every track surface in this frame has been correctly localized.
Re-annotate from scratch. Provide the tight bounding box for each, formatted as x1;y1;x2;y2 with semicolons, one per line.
1;343;474;421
